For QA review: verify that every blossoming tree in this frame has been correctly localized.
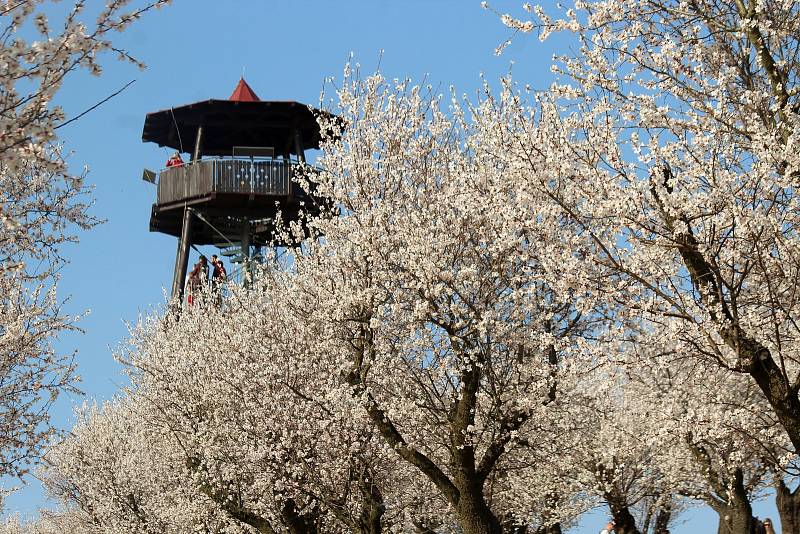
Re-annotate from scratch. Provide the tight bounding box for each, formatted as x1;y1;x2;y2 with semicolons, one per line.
488;2;800;528
294;70;618;533
500;0;800;444
0;0;169;487
43;289;449;533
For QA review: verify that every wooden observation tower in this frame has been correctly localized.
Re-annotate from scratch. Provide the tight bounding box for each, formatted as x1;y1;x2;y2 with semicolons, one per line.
141;79;328;299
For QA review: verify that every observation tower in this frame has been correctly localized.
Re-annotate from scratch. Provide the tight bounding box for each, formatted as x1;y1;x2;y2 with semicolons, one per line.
141;78;329;300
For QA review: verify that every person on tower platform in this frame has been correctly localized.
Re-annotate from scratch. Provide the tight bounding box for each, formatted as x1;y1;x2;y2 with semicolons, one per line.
165;151;184;168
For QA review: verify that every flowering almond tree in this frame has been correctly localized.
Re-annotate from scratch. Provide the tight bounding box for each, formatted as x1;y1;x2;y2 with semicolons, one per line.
564;370;678;534
43;398;219;534
554;333;788;534
491;0;800;476
659;370;774;534
44;287;448;534
289;71;611;533
0;509;93;534
0;0;169;485
622;347;789;534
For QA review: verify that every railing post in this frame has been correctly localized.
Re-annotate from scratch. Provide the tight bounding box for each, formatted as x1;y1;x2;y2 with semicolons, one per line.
212;159;217;192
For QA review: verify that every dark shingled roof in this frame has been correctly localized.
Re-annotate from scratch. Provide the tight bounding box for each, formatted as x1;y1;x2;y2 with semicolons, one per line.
141;99;329;156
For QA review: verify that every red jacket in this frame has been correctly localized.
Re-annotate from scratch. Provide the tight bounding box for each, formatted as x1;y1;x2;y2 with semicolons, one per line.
166;155;184;167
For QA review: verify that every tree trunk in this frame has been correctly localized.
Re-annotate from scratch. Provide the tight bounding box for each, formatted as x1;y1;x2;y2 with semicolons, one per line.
455;486;502;534
777;480;800;534
603;486;641;534
359;469;386;534
711;470;753;534
714;505;752;534
608;505;641;534
653;177;800;453
281;499;320;534
748;351;800;454
653;504;671;534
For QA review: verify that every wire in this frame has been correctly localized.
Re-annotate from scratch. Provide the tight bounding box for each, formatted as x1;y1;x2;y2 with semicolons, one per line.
190;208;238;248
169;107;184;154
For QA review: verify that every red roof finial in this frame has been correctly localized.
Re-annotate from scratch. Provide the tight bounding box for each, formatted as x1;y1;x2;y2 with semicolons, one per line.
229;78;260;102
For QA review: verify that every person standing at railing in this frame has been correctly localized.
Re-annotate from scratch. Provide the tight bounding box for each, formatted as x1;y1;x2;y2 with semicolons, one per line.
186;255;208;306
210;254;227;307
166;151;184;168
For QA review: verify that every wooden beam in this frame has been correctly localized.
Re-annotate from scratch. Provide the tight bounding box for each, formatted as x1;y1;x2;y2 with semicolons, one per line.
293;128;306;163
192;125;204;161
171;207;195;301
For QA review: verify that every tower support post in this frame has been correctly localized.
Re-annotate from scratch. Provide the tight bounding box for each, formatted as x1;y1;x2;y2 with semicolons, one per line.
171;207;194;301
293;128;305;163
289;128;305;204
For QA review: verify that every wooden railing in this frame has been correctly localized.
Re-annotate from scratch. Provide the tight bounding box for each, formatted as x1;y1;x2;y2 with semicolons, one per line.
156;159;297;206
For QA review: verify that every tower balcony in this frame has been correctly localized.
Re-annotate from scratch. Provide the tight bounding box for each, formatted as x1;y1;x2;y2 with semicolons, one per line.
149;157;322;246
155;157;305;209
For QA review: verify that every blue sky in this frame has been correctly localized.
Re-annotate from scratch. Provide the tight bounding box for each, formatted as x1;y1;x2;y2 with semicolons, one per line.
3;1;780;531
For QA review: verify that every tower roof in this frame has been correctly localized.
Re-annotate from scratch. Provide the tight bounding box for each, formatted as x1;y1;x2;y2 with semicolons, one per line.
142;103;336;156
142;79;340;156
228;78;260;102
